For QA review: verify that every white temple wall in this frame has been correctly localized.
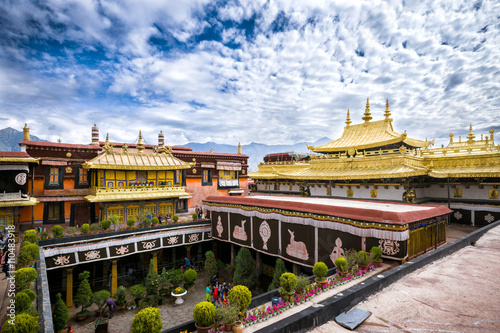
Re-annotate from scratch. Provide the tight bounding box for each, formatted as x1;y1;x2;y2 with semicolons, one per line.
423;184;499;201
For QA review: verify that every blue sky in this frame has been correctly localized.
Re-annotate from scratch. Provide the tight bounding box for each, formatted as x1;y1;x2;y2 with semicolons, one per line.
0;0;498;148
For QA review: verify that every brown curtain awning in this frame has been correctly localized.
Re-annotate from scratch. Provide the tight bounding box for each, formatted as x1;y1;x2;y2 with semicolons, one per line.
217;161;242;171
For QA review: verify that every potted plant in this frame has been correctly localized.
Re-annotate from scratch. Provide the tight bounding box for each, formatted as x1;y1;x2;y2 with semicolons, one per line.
193;301;216;333
183;268;197;290
295;274;310;296
279;273;297;302
216;304;239;332
357;250;371;269
127;217;135;229
335;257;348;276
115;286;127;310
370;246;383;265
75;271;93;321
151;217;159;226
109;214;120;231
313;261;328;287
228;285;252;314
172;214;179;222
126;300;136;310
130;284;145;306
93;290;111;317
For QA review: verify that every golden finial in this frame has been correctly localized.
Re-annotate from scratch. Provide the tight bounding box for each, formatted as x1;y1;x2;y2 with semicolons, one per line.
490;129;494;144
449;133;454;144
122;143;128;153
152;146;158;153
384;99;392;121
137;130;144;153
345;109;352;126
103;133;113;153
210;148;214;153
23;123;30;141
467;124;475;143
238;142;241;154
362;98;372;123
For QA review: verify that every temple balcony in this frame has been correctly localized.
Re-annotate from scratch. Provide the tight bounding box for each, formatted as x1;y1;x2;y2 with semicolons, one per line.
85;184;192;202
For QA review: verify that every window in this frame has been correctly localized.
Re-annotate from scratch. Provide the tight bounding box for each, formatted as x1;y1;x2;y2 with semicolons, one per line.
45;167;63;189
75;166;90;189
202;169;212;186
174;170;181;185
43;202;65;224
107;207;124;223
0;213;13;231
218;170;239;188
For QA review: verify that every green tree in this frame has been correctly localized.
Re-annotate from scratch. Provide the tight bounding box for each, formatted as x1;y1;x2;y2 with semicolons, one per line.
233;247;257;290
268;258;287;291
145;259;159;296
52;293;69;332
74;271;93;314
1;314;39;333
131;307;163;333
93;290;111;315
204;251;218;278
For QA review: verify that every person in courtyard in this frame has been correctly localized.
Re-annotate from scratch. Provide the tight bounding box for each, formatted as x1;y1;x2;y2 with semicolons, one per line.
211;273;217;288
205;284;212;302
212;282;218;303
106;299;116;319
183;256;191;270
1;249;9;280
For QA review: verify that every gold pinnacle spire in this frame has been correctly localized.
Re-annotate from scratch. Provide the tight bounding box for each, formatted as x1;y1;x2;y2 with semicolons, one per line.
238;142;241;154
467;124;475;143
362;98;372;123
384;99;392;121
137;130;144;153
23;123;30;141
345;109;352;126
103;133;113;153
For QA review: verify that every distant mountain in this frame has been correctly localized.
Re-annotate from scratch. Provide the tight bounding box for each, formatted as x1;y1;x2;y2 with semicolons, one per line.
180;137;332;172
0;127;46;151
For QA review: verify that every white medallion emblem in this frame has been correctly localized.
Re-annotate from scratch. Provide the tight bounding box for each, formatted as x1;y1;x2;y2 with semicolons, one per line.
15;173;27;185
53;255;70;266
379;239;400;256
189;233;199;242
85;250;101;261
259;221;271;250
115;245;129;256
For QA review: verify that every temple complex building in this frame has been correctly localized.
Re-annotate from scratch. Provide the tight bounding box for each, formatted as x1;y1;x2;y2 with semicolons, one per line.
249;99;500;227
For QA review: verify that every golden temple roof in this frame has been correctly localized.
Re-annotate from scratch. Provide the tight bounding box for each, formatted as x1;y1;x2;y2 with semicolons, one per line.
0;197;38;207
311;119;430;153
84;187;193;202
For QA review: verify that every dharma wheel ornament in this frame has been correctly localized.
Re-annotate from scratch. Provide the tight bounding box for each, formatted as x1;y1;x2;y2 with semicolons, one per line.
259;220;271;250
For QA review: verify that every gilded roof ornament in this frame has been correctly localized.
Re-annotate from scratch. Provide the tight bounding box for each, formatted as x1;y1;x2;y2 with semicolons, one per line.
490;129;495;144
467;124;475;143
122;143;128;153
449;133;454;144
362;98;372;123
152;146;158;153
384;99;392;122
345;109;352;126
103;133;113;153
238;142;241;154
137;130;145;153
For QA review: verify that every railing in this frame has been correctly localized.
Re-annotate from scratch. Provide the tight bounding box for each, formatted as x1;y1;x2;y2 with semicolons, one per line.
89;184;184;195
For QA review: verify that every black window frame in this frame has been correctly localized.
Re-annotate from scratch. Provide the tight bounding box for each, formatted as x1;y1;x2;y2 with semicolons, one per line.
43;202;65;224
201;169;213;186
44;166;64;189
74;165;90;189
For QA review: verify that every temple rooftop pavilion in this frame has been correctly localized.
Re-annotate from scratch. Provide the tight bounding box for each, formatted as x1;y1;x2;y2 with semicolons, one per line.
203;195;451;264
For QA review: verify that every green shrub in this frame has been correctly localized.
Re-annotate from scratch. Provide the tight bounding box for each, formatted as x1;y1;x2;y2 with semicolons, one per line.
193;301;216;327
127;217;136;228
151;217;159;226
81;224;90;235
90;223;102;232
335;257;348;273
344;249;359;269
358;250;372;266
131;307;163;333
279;273;298;293
268;258;287;291
370;246;383;261
109;214;120;228
295;274;311;293
313;262;328;281
16;251;34;269
192;212;198;220
130;284;145;301
21;243;40;262
172;214;179;222
15;268;37;291
228;285;252;313
20;240;32;249
52;293;69;332
39;231;48;240
1;313;39;333
22;233;37;244
75;271;93;314
145;260;159;296
66;226;77;235
143;219;151;228
99;219;111;231
25;229;36;235
204;251;218;278
93;290;111;313
170;269;184;287
184;269;197;287
14;291;32;312
18;289;36;302
51;225;63;238
233;247;257;289
115;286;127;306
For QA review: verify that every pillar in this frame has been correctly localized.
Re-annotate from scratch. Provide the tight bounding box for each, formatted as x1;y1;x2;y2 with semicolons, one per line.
152;252;158;272
185;245;192;261
256;252;262;280
111;260;118;296
231;244;235;265
66;268;73;307
293;263;299;276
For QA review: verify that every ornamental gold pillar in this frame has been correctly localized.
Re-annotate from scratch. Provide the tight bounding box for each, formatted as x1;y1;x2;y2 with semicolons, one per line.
111;260;118;296
66;268;73;307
